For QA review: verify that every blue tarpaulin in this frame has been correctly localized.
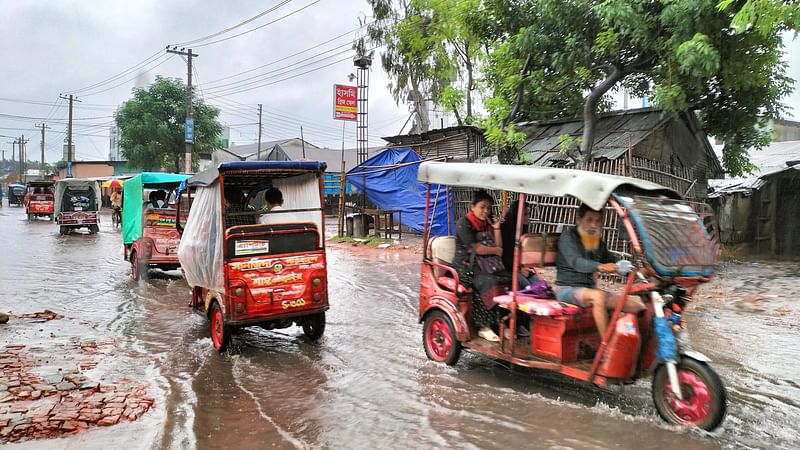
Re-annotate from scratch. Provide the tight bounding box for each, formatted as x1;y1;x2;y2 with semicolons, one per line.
347;147;452;236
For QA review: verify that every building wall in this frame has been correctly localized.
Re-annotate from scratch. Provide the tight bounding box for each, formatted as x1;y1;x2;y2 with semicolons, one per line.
712;194;754;245
58;163;114;179
773;173;800;256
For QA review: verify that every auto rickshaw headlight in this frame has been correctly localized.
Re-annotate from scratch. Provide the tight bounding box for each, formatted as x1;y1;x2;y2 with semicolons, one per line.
311;277;322;287
234;287;244;297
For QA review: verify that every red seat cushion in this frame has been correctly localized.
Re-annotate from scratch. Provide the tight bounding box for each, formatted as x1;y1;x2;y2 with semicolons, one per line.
493;293;584;316
437;276;472;294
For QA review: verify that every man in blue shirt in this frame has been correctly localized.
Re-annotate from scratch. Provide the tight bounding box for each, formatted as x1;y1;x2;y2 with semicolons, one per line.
556;204;644;338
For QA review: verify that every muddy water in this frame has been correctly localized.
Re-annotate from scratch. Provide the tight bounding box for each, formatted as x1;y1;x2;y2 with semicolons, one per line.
1;207;799;450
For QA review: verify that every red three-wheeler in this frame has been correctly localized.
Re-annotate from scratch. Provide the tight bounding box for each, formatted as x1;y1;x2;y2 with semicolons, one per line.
417;162;726;430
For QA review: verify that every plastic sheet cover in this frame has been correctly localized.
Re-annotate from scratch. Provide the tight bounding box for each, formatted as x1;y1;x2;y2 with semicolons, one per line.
347;147;453;236
178;182;225;292
260;173;324;232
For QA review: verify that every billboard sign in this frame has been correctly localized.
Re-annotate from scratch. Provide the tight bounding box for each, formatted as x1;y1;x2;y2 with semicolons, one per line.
333;84;357;121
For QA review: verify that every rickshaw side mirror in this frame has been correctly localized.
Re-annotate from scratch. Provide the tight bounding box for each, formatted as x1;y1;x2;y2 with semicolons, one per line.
176;189;187;234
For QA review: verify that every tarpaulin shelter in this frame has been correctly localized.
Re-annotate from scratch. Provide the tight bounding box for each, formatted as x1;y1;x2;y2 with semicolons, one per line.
347;147;453;236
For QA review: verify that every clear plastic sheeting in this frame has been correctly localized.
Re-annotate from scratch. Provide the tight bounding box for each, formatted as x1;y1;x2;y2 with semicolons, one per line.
259;173;324;233
178;182;225;292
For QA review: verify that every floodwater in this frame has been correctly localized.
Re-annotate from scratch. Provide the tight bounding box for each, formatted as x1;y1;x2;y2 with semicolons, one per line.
1;207;799;450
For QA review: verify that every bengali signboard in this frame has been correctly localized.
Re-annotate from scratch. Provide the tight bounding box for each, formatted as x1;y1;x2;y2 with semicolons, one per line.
333;84;357;121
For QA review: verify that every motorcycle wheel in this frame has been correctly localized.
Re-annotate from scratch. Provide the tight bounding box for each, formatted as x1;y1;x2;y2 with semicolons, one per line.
423;310;461;366
652;357;726;431
302;312;326;341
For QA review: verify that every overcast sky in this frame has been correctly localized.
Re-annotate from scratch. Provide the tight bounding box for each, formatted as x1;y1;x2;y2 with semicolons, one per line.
1;0;798;165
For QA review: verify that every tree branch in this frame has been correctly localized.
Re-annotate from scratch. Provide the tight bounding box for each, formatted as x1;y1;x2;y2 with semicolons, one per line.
503;54;532;128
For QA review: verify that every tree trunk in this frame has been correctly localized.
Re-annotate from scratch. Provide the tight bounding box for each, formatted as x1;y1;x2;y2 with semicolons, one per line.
464;43;474;122
503;54;531;129
410;76;430;132
579;67;624;167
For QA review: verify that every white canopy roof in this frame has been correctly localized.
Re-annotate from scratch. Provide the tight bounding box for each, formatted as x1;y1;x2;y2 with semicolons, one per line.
417;162;678;210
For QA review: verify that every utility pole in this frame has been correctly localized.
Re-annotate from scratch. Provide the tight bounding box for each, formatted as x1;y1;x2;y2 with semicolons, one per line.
166;46;198;173
18;135;30;183
11;139;16;162
59;94;81;177
257;103;263;160
35;123;50;176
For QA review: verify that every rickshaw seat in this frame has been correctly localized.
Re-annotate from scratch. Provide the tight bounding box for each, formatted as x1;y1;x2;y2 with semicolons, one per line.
493;294;583;317
430;236;456;278
430;236;472;294
520;232;560;267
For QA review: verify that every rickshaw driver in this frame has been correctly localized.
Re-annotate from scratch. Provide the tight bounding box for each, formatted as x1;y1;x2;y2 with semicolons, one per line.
555;204;645;338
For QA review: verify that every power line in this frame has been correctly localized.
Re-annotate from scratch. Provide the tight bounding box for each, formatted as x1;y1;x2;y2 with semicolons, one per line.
172;0;294;46
77;54;177;98
203;43;353;92
201;25;365;86
191;1;321;49
68;49;164;94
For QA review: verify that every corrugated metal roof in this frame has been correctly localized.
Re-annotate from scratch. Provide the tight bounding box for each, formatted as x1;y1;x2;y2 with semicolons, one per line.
709;140;800;196
520;109;671;166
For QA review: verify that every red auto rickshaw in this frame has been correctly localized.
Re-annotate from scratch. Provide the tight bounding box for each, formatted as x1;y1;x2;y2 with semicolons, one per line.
122;172;191;280
26;180;55;221
54;178;101;235
177;161;329;351
417;162;726;431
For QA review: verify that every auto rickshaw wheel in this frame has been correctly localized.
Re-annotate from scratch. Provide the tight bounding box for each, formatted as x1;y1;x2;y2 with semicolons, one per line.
302;312;326;341
130;251;147;281
423;310;461;366
652;357;727;431
209;302;231;352
59;226;68;235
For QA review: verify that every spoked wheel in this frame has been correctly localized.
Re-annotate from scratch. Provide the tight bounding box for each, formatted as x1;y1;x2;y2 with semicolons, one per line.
423;310;461;366
209;302;231;352
302;312;326;341
652;357;727;431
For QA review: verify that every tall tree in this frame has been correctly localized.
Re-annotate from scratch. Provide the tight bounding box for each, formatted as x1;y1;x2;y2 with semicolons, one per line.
476;0;795;175
116;77;222;172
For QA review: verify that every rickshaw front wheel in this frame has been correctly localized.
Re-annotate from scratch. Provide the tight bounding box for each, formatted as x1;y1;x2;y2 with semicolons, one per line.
652;357;726;431
423;310;461;366
209;302;231;351
302;312;326;341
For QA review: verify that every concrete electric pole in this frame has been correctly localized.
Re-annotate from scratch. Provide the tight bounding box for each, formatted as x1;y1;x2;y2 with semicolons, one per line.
59;94;81;176
166;46;198;173
35;123;50;176
257;103;263;160
18;135;30;182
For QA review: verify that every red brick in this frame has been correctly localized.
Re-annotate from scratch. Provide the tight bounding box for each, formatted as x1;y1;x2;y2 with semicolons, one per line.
97;415;120;426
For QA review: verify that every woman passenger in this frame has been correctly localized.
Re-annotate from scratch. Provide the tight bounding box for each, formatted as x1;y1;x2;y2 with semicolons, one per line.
452;190;510;342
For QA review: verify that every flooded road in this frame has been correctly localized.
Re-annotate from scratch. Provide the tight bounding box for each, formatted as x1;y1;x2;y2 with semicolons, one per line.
1;207;799;449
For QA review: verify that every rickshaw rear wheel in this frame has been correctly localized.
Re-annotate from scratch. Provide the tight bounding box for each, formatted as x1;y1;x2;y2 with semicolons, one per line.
59;226;68;235
209;302;231;352
302;312;326;341
130;251;147;281
652;357;726;431
423;310;461;366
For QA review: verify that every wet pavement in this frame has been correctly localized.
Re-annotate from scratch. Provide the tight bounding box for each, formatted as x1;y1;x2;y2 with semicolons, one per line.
1;207;799;449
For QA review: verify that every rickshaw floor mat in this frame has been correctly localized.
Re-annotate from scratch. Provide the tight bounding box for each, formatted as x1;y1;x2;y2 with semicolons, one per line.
493;294;584;316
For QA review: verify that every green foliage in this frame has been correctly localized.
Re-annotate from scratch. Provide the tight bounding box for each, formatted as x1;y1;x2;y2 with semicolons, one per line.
473;0;796;176
115;77;222;172
377;0;796;175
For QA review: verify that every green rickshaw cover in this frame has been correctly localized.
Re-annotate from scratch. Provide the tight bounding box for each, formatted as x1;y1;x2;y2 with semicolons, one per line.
122;172;190;245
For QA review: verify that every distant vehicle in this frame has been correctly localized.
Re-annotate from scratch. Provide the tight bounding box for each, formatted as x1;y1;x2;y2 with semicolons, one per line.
177;161;329;351
8;184;26;207
54;179;101;235
122;172;191;280
25;180;56;221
